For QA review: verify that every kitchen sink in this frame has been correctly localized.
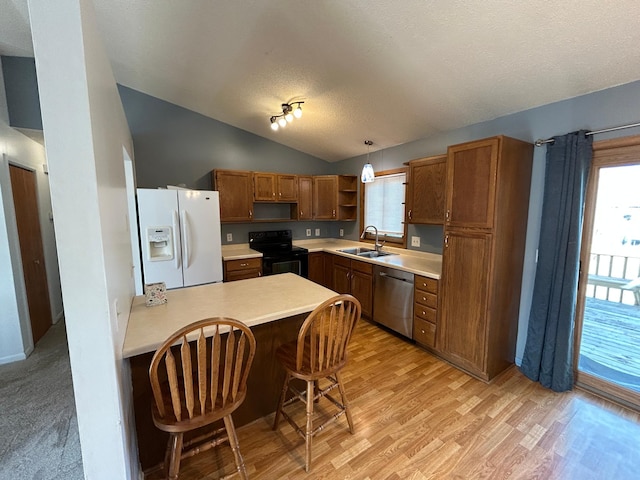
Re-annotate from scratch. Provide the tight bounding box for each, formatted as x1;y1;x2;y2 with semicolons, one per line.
337;247;396;258
357;250;396;258
337;247;374;255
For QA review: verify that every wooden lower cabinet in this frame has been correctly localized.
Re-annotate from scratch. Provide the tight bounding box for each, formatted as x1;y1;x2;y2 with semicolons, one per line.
440;230;494;379
413;275;438;349
223;258;262;282
331;255;373;318
308;252;327;286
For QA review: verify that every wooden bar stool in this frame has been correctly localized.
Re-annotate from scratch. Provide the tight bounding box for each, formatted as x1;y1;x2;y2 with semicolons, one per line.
272;294;361;471
149;317;256;480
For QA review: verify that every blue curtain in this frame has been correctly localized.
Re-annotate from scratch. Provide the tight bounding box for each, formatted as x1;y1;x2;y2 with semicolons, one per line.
520;130;593;392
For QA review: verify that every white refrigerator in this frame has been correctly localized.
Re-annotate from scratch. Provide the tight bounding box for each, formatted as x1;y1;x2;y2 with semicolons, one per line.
137;188;223;290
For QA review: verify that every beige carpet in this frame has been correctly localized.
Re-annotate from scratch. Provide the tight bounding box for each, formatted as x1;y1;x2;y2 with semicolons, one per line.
0;320;83;480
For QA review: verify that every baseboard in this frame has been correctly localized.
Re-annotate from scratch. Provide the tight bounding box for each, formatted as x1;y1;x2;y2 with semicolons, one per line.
0;351;28;365
53;310;65;324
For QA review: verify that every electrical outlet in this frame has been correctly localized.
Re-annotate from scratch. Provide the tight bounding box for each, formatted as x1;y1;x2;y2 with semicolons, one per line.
306;228;312;237
226;233;233;242
315;228;320;236
411;236;420;247
339;228;344;237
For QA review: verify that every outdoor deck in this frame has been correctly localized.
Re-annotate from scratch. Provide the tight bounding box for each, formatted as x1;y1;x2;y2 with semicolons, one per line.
580;297;640;392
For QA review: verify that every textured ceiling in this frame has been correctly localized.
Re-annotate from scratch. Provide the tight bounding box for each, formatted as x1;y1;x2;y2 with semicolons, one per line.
2;0;640;161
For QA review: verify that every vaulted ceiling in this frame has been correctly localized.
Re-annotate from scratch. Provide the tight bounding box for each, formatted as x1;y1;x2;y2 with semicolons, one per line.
2;0;640;161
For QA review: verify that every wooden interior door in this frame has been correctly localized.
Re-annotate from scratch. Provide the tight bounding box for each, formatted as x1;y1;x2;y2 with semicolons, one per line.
9;164;52;344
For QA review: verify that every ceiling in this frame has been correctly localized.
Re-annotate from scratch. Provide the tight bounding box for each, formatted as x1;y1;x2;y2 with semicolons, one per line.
2;1;640;162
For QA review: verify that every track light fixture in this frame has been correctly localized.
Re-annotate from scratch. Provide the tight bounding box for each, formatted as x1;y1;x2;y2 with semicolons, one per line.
270;101;304;131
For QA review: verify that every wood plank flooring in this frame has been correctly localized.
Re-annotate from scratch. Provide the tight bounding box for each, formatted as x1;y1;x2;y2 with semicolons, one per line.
581;297;640;378
145;320;640;479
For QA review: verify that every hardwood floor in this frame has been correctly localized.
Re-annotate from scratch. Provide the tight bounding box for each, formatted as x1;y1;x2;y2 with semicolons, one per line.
145;320;640;479
581;297;640;379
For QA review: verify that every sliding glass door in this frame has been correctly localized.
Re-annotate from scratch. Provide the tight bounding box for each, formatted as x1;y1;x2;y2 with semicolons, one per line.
575;136;640;409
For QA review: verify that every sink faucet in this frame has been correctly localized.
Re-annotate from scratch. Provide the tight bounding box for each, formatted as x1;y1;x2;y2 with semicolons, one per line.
361;225;384;252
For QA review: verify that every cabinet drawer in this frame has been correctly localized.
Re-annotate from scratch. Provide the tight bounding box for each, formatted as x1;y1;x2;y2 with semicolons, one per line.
415;291;437;309
351;259;373;275
225;269;261;282
414;317;436;348
415;304;436;323
225;258;262;272
415;275;438;294
333;255;351;269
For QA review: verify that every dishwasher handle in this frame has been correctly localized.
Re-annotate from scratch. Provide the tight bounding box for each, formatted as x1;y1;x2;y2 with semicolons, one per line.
378;271;414;283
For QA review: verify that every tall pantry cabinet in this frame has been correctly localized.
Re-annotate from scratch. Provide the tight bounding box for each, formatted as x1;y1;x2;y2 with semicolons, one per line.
439;136;533;381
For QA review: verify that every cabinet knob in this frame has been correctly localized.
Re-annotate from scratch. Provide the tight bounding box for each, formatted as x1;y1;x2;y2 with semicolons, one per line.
444;234;449;247
408;209;412;220
249;210;253;218
446;209;450;220
240;263;248;267
421;329;425;334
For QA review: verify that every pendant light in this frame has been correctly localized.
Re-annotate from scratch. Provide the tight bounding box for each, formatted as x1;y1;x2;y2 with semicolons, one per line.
361;140;375;183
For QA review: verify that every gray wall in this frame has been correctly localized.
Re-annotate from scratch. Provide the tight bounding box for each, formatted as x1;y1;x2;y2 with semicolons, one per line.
0;56;42;130
334;79;640;363
120;78;640;365
118;85;349;244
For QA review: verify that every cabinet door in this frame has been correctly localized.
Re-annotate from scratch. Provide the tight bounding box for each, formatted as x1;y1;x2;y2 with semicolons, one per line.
332;256;351;294
313;176;338;219
308;252;325;285
407;155;446;224
297;176;313;220
277;175;298;202
254;172;277;201
440;230;492;375
213;170;253;222
446;138;499;229
351;268;373;318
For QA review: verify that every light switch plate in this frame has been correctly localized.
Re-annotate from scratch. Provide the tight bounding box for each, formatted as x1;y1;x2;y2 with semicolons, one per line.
339;228;344;237
315;228;320;236
306;229;312;237
411;236;420;247
226;233;233;242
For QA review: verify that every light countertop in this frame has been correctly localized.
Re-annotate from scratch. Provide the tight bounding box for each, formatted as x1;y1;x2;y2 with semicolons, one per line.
221;238;442;280
123;273;336;358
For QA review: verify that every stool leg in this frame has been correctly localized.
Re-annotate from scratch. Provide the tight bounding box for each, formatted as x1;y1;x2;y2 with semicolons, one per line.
305;379;314;472
336;371;354;433
273;372;290;430
167;432;183;480
223;415;248;480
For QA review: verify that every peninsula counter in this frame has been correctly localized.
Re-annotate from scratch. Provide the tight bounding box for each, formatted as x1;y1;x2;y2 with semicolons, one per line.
124;273;337;471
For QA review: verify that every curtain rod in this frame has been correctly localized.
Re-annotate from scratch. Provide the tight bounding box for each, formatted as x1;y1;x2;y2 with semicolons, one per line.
534;121;640;147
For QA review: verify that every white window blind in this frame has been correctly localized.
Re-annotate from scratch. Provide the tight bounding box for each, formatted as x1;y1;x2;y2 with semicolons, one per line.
364;172;406;237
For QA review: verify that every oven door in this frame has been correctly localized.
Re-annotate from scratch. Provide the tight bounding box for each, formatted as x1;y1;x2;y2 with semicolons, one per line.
262;252;308;278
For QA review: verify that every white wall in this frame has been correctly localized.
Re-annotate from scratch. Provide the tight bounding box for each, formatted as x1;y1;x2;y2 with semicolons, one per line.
0;61;62;364
29;0;138;478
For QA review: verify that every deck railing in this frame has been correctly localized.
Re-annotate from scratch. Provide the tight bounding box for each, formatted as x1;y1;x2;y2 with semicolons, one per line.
586;252;640;305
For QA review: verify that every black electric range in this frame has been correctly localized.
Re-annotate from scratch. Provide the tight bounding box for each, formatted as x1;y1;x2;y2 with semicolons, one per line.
248;230;309;278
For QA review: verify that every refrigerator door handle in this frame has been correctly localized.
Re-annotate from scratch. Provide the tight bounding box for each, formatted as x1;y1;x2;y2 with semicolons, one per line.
181;209;190;269
172;209;181;270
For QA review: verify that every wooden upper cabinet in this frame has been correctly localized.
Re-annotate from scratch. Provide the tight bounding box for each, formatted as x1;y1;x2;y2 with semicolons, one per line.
446;138;499;229
313;175;338;219
297;176;313;220
277;174;298;202
213;169;253;222
407;154;447;224
253;173;298;202
253;172;277;201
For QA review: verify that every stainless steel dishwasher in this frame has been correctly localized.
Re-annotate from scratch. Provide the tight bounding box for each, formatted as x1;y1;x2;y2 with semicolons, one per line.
373;265;414;339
